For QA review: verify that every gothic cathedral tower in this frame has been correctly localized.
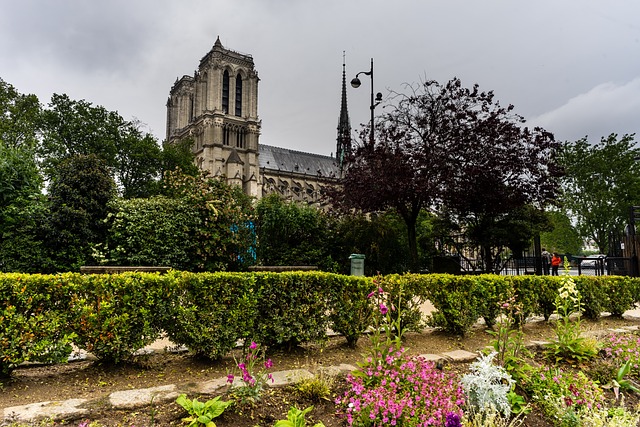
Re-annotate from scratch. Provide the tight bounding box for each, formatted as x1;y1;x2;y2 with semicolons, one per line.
166;37;261;196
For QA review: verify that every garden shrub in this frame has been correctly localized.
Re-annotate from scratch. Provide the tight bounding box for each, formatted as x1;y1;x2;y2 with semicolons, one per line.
575;276;606;320
0;273;76;377
253;272;329;348
602;276;636;317
424;274;483;335
510;275;554;321
474;274;511;329
69;272;168;363
163;271;257;359
326;274;374;348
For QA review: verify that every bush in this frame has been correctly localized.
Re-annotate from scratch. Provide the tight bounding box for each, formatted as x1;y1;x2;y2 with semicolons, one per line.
327;274;374;348
69;272;168;363
0;273;76;377
575;276;607;320
253;272;330;348
163;271;256;359
602;276;636;317
424;274;483;335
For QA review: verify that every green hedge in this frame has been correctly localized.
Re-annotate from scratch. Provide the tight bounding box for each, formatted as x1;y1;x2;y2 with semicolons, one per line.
1;271;639;377
0;273;76;377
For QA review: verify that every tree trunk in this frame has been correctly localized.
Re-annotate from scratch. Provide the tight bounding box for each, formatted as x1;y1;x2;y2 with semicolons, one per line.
406;217;419;272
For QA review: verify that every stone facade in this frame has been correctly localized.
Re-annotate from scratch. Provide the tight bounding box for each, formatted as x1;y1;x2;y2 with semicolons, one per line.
166;37;340;204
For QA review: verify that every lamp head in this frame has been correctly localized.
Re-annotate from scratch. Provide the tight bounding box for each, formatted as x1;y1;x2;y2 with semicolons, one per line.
375;92;383;102
350;77;361;89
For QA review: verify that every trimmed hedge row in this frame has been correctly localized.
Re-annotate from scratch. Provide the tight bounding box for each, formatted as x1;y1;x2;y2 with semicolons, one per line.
1;271;638;377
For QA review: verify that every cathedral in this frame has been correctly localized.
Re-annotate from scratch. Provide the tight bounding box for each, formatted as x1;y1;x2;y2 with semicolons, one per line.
166;37;352;204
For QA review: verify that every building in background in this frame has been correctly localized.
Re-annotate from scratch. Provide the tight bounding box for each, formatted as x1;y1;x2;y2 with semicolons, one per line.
166;37;346;204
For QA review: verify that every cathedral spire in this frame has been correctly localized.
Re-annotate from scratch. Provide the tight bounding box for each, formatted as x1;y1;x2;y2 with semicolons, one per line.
336;51;352;170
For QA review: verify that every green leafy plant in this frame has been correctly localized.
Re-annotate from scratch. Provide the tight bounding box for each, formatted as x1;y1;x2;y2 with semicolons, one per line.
545;259;598;363
606;360;640;400
273;406;325;427
294;373;334;402
175;394;232;427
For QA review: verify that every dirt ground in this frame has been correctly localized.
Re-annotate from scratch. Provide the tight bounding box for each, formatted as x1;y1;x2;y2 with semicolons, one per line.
2;315;639;426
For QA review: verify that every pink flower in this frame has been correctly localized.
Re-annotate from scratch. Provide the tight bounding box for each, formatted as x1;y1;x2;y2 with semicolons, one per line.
264;358;273;369
379;303;388;315
249;341;258;350
226;374;234;383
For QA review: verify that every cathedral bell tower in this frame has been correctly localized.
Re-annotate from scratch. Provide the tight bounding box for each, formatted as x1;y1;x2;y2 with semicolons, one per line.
166;36;261;197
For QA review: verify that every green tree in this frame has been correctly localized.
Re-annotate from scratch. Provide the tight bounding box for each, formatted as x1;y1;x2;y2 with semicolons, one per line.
160;138;199;179
0;194;51;272
0;79;42;150
45;154;116;272
107;170;253;271
116;121;162;198
331;211;410;275
40;94;171;198
540;210;583;255
255;194;336;270
104;196;201;268
560;133;640;254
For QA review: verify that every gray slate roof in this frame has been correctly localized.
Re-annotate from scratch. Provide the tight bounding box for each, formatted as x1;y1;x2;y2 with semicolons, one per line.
259;145;339;178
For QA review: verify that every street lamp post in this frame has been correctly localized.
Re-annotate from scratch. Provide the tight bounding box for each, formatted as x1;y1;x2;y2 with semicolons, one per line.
351;58;383;147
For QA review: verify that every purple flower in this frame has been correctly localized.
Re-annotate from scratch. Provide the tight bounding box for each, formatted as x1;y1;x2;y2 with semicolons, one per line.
445;412;462;427
226;374;234;384
264;358;273;369
379;303;388;315
249;341;258;350
238;362;246;371
367;290;376;299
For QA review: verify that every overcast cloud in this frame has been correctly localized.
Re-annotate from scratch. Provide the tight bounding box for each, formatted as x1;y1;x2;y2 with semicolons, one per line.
1;0;639;155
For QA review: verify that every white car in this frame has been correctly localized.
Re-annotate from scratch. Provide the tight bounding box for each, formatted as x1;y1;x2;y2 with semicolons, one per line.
581;254;606;268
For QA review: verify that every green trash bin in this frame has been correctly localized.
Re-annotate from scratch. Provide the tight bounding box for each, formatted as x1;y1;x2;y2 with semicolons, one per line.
349;253;366;276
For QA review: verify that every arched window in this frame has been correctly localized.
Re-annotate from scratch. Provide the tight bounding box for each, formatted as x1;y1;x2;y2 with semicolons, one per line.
222;70;230;114
235;74;243;116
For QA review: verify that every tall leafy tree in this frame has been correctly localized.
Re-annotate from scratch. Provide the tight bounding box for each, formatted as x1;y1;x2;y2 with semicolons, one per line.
540;209;583;255
255;193;336;271
45;154;116;272
39;94;174;198
560;133;640;254
334;78;560;272
0;78;42;150
0;80;47;272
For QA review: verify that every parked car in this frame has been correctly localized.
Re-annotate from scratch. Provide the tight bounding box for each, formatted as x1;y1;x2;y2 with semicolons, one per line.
580;254;606;268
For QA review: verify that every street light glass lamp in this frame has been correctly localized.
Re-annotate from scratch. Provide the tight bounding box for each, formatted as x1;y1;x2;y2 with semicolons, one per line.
350;77;361;88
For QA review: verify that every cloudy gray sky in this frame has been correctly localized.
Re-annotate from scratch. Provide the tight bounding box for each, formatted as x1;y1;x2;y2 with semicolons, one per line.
1;0;639;156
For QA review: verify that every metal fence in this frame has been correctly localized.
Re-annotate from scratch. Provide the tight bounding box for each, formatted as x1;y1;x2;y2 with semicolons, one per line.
453;256;634;276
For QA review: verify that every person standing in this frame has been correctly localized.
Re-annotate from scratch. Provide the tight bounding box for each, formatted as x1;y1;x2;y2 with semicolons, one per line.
551;252;562;276
541;248;551;275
